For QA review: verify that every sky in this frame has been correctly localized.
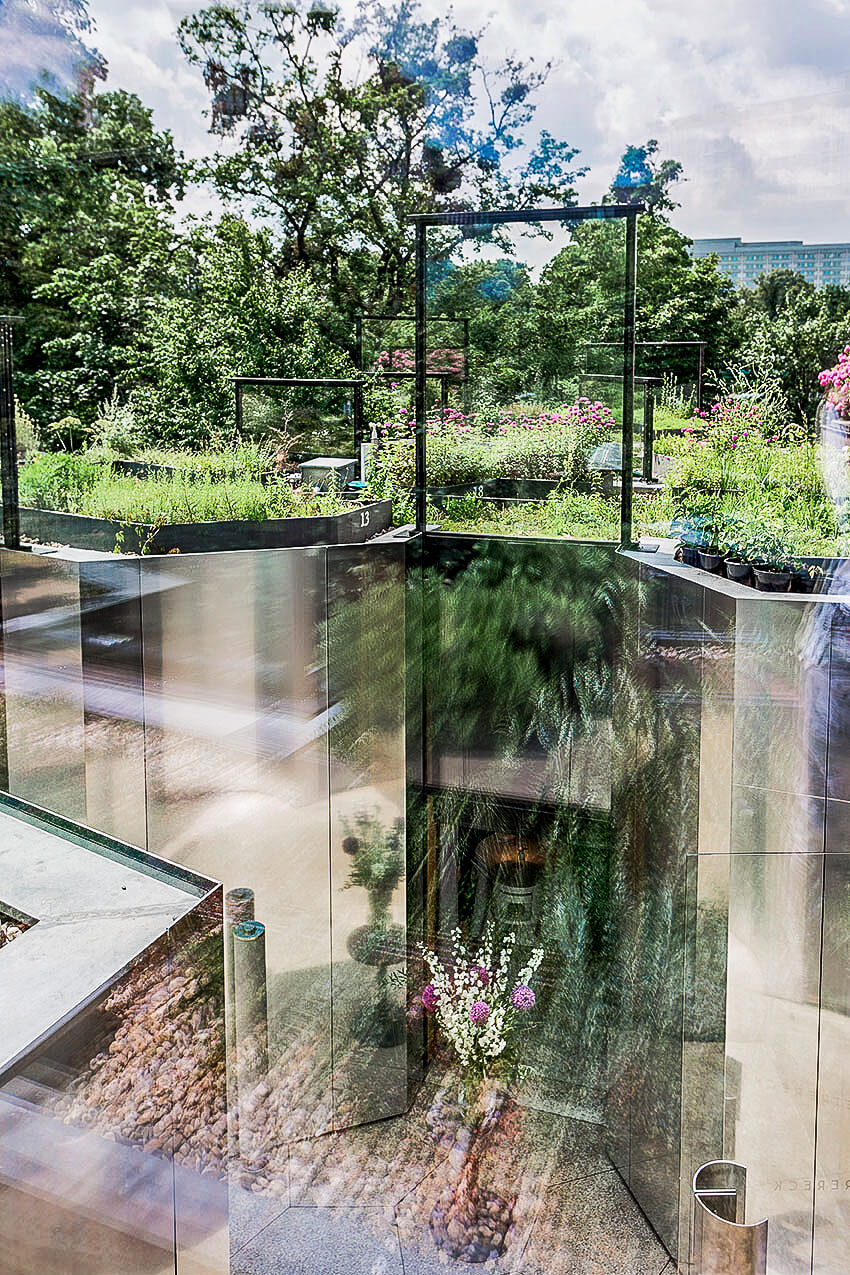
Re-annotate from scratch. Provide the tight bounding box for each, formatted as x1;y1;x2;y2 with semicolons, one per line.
8;0;850;244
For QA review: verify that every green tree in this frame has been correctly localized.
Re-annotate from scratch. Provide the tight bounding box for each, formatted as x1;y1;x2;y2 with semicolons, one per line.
179;0;584;318
131;215;351;444
607;139;683;214
738;269;850;428
0;87;184;428
534;214;738;392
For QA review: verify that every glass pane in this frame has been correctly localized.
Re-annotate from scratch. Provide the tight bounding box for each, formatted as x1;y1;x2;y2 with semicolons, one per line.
237;380;359;463
327;542;408;1126
398;215;630;541
0;548;86;821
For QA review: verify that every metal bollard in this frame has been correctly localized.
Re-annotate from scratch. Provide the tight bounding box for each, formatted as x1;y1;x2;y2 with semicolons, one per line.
233;918;269;1089
691;1161;767;1275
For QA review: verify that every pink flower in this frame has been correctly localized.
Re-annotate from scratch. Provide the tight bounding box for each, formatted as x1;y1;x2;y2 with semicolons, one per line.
422;984;439;1011
469;1000;490;1025
511;984;535;1011
470;965;491;987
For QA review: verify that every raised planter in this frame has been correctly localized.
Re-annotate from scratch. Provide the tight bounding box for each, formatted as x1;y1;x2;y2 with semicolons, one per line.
428;474;615;509
19;500;392;555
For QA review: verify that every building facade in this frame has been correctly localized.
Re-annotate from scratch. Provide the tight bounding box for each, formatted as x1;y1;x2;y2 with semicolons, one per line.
691;236;850;288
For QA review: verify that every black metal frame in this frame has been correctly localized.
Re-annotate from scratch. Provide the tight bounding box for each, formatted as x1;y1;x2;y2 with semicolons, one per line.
409;205;642;546
355;312;471;412
234;376;366;452
0;316;22;550
584;339;707;412
578;371;661;483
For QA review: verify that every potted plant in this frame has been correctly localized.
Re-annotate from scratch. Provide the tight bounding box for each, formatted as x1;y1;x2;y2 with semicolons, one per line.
676;507;726;572
718;514;753;584
343;813;405;962
746;525;793;591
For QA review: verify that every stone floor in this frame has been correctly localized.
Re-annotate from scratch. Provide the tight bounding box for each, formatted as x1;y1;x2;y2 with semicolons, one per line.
230;1067;672;1275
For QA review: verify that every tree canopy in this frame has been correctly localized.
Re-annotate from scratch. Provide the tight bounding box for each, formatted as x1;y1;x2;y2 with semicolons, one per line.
178;0;585;314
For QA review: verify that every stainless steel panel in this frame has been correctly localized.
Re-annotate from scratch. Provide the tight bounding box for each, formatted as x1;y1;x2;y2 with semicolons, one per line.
725;852;821;1274
0;932;176;1275
733;598;826;799
813;843;850;1275
169;892;228;1275
79;558;147;847
140;548;333;1151
0;549;86;820
327;543;407;1129
691;1161;767;1275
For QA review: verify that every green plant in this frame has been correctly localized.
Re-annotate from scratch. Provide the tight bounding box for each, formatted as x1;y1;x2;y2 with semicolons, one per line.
343;813;404;927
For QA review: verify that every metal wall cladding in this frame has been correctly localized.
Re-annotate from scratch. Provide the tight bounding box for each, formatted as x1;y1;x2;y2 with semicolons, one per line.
3;541;850;1273
0;549;87;821
0;543;409;1269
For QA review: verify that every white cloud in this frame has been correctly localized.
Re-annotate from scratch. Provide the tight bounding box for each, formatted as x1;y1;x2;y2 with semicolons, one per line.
83;0;850;242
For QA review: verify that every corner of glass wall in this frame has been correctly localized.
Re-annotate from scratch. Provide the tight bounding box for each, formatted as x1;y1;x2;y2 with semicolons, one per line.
0;791;224;1275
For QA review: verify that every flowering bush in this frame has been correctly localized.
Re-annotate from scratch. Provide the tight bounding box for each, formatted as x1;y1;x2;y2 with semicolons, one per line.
420;924;543;1087
376;348;466;379
818;344;850;417
367;397;616;490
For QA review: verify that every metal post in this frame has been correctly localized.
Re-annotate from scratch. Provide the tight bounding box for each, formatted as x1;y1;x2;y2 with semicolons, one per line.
440;373;449;418
642;388;655;483
697;341;706;413
414;221;428;533
0;319;21;550
353;382;364;451
355;314;363;372
235;380;243;434
233;918;269;1088
462;317;470;415
620;212;638;548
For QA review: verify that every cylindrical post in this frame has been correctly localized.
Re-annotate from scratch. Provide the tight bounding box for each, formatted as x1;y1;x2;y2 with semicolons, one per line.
620;212;638;549
691;1161;767;1275
233;918;269;1089
697;341;706;413
355;314;363;372
642;388;655;482
235;380;243;435
0;319;21;550
225;887;255;1067
440;373;449;418
414;220;428;533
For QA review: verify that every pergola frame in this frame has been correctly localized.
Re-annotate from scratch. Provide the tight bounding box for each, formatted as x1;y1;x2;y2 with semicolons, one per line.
408;204;643;546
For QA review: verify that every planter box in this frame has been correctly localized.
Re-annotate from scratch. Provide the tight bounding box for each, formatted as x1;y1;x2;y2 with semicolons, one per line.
428;475;614;509
19;500;392;555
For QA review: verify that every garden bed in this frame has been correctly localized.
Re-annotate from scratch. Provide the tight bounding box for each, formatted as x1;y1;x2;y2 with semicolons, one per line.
427;475;615;509
19;500;392;554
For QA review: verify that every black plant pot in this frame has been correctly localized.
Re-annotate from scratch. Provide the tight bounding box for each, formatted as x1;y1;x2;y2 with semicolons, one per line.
698;548;726;574
680;545;701;567
791;571;815;594
724;559;752;586
752;566;792;592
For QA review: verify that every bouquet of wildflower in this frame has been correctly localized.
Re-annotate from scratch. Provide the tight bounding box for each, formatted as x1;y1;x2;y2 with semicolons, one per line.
819;345;850;417
420;923;543;1097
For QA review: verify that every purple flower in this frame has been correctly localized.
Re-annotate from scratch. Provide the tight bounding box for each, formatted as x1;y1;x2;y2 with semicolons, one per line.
511;984;535;1011
470;964;491;987
469;1000;490;1025
422;983;439;1011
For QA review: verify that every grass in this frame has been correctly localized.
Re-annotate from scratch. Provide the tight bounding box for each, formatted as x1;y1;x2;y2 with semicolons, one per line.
19;452;350;523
